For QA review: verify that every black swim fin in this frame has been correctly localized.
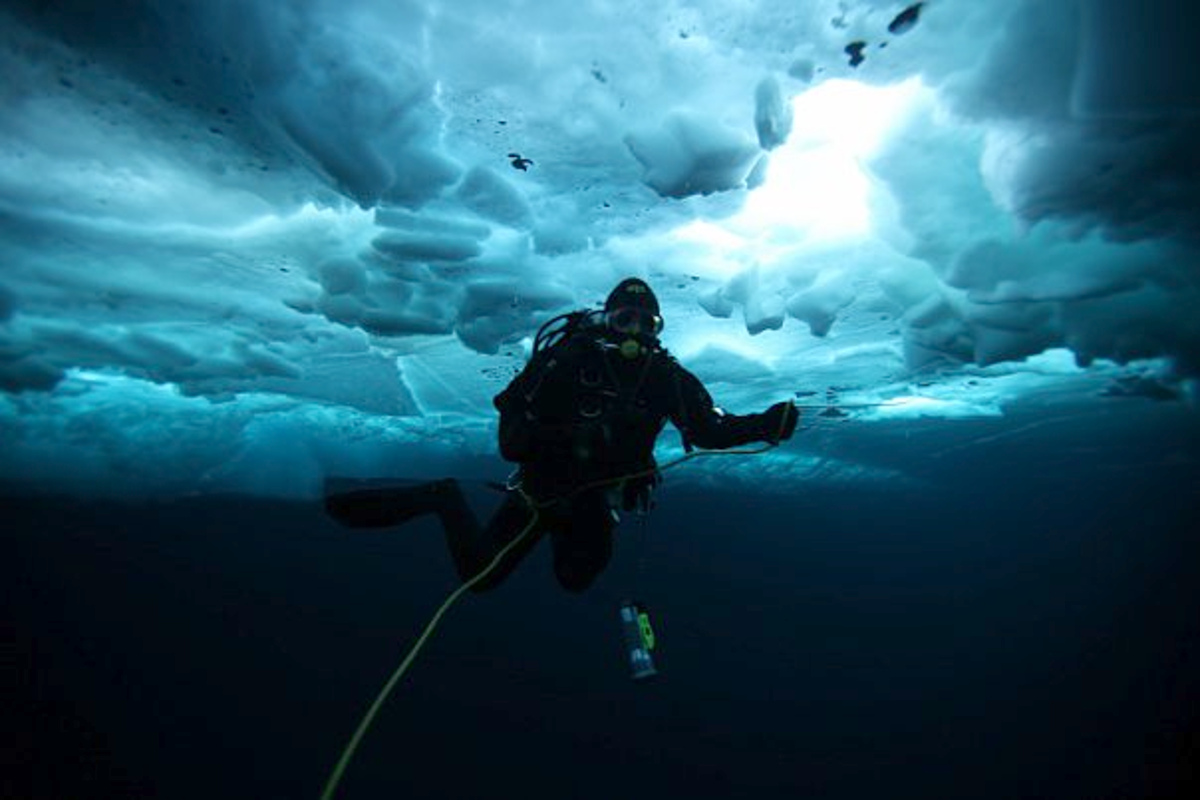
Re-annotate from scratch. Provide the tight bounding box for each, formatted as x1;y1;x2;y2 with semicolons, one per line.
324;479;455;529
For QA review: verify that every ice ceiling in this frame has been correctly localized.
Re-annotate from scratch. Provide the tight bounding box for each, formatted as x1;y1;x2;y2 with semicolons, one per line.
1;0;1198;498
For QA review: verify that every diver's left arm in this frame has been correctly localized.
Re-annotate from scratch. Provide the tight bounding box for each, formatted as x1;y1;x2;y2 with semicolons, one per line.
661;358;799;449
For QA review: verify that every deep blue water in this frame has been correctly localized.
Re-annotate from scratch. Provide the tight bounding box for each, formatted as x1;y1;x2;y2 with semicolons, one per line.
5;409;1200;799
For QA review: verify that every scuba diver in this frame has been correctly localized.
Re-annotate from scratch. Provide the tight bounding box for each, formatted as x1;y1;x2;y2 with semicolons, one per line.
325;278;799;593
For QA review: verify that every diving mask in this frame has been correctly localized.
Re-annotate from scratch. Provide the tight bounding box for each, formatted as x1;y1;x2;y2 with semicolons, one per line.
605;306;663;338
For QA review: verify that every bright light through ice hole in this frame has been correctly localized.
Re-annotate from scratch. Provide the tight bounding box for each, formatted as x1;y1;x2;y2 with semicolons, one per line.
679;78;924;267
746;78;923;239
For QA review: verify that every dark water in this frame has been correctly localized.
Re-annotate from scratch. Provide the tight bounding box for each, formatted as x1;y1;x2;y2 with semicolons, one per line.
5;408;1200;799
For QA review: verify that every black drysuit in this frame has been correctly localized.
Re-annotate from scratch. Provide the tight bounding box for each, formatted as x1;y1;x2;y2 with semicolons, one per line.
326;322;793;592
467;323;789;592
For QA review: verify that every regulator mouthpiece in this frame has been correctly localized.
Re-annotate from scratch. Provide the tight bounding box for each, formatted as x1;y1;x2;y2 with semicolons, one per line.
618;339;643;359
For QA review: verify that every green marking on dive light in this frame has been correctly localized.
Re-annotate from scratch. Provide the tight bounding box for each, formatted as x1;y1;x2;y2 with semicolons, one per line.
638;612;655;650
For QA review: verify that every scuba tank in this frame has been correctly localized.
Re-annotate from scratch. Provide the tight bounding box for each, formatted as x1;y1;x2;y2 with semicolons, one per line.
493;310;598;462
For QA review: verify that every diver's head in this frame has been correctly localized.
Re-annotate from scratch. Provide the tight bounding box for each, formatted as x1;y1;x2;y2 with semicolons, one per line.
604;278;662;342
604;278;662;359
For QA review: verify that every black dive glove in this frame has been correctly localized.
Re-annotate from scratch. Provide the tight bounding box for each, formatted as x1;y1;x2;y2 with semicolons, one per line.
759;401;799;444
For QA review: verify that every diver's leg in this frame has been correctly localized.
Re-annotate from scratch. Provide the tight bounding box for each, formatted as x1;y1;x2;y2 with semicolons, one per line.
324;479;460;528
550;492;616;593
463;492;546;592
324;478;545;590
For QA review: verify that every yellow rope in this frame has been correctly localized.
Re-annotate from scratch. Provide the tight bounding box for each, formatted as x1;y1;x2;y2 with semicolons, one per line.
320;407;795;798
319;492;542;800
